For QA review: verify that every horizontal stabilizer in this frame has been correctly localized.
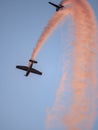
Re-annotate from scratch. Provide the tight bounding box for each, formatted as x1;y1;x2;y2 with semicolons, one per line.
29;59;38;64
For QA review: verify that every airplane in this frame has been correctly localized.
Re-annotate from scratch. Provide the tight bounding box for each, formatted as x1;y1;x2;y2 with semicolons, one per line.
48;2;64;11
16;59;42;76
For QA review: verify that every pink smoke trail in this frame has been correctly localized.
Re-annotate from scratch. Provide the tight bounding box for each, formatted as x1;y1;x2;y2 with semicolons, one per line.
63;0;98;129
46;0;98;130
31;7;71;60
29;0;97;129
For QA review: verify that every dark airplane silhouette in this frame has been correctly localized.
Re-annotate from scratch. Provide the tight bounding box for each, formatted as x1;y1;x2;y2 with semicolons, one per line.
48;2;64;11
16;60;42;76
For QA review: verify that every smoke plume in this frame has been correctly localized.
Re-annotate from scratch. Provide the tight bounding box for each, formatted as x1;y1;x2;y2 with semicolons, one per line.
31;0;98;129
31;6;71;59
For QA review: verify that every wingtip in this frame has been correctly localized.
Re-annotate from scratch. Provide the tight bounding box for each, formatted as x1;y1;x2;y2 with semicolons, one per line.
16;65;18;68
40;72;43;75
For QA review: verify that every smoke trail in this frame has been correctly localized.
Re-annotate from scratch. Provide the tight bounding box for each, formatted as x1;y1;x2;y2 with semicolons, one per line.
46;0;98;130
62;1;98;129
31;6;71;60
30;0;97;129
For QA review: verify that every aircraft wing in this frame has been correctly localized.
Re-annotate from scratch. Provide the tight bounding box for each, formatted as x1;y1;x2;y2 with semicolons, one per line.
16;66;28;71
30;68;42;75
49;2;59;8
16;65;42;75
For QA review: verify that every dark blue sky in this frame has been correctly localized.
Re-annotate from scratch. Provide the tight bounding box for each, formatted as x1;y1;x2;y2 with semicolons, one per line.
0;0;98;130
